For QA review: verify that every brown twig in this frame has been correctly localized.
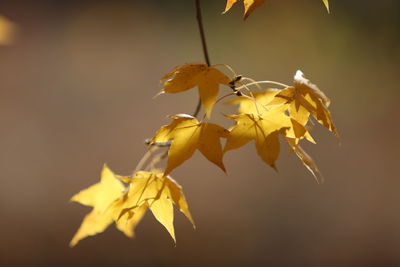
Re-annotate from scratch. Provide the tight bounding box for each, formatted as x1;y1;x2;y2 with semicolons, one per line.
195;0;211;66
193;0;210;118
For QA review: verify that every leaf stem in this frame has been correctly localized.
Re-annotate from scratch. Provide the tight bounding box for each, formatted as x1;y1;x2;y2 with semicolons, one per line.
236;80;289;90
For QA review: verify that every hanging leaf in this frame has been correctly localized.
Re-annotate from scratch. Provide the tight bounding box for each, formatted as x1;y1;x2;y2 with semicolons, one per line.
322;0;330;13
223;0;330;19
227;89;280;115
160;63;230;117
223;0;266;20
286;138;323;183
113;171;195;243
70;165;146;247
227;90;315;143
150;114;229;175
223;105;309;169
270;70;339;137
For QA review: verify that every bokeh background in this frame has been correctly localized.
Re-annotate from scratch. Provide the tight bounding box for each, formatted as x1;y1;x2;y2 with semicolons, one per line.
0;0;399;266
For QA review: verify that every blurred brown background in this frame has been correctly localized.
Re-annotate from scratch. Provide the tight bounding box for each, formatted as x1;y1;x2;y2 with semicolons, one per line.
0;0;399;266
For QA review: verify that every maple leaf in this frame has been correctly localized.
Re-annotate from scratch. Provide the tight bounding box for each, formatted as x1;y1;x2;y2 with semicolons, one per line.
160;63;230;117
223;0;330;19
113;171;194;242
227;89;280;115
150;114;229;175
227;90;315;143
223;105;308;169
286;138;323;183
270;70;339;137
322;0;330;13
70;165;145;247
224;0;266;20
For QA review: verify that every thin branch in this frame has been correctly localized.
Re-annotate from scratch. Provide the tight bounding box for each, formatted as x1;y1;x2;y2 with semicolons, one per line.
192;99;202;118
193;0;210;118
145;139;171;147
196;0;211;66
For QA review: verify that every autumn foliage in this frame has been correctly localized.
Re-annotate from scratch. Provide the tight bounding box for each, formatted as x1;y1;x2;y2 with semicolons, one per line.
70;0;336;246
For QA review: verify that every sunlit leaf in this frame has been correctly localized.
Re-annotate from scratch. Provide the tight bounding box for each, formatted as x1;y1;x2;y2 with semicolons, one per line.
223;0;266;20
286;138;323;183
227;90;315;143
224;109;298;169
160;63;230;117
223;0;330;19
322;0;330;13
113;171;194;243
226;89;280;116
151;114;229;175
70;165;145;247
270;70;339;137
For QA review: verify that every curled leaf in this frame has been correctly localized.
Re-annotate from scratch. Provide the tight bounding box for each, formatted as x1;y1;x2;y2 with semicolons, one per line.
270;70;339;137
286;138;323;183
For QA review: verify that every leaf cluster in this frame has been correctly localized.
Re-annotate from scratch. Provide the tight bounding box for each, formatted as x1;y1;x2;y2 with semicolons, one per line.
70;0;336;246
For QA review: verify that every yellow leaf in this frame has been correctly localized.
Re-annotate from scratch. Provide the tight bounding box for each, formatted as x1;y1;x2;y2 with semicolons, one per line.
161;63;230;117
115;205;147;238
71;165;123;212
271;70;339;137
151;114;229;175
286;138;323;183
69;210;113;247
223;0;329;19
224;111;293;170
227;90;315;143
114;171;194;243
223;0;266;20
322;0;330;13
226;89;280;116
70;165;145;247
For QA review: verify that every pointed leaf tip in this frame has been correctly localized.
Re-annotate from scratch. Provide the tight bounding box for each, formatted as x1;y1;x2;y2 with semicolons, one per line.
151;117;228;175
160;63;230;116
322;0;330;13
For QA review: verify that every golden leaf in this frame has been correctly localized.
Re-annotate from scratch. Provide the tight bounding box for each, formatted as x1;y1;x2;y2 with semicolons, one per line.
223;0;330;19
286;138;323;183
224;109;300;169
227;90;315;143
227;89;280;115
224;0;266;20
151;114;229;175
322;0;330;13
70;165;146;247
160;63;230;117
114;171;194;243
270;70;339;137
